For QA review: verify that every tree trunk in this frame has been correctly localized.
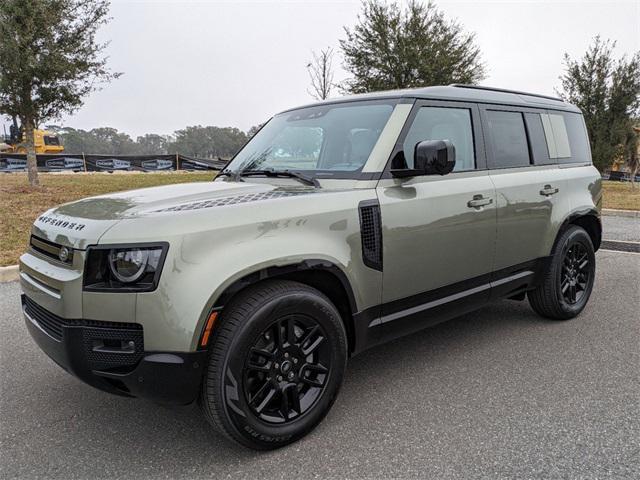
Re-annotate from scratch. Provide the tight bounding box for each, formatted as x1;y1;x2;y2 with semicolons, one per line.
24;117;39;186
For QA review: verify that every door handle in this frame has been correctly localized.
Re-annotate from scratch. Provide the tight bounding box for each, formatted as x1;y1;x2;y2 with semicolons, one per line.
467;194;493;208
540;185;559;196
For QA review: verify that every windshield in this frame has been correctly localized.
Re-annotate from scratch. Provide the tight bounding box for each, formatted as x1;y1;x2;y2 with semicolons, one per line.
225;101;396;177
44;135;60;146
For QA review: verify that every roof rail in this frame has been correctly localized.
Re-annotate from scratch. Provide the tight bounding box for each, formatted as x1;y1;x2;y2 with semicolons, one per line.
450;84;564;102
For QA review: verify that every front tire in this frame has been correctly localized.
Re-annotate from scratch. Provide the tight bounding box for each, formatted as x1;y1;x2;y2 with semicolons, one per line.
528;225;596;320
199;280;347;450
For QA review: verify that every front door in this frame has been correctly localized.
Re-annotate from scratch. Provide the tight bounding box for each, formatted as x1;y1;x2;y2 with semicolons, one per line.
373;101;497;341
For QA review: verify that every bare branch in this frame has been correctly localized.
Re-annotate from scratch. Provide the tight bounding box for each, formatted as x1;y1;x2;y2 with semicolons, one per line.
307;47;335;100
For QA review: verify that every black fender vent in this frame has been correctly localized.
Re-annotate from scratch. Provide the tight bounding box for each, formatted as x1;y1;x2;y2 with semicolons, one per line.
359;200;383;271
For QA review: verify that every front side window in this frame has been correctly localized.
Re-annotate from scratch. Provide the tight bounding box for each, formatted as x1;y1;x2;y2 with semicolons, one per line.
486;110;531;168
403;107;475;171
224;102;395;177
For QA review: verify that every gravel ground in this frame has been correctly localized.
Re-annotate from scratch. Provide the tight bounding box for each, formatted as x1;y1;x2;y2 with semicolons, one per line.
1;250;638;479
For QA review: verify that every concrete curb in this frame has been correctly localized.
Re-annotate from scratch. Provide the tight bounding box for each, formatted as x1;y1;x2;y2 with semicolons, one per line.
0;265;19;283
602;208;640;218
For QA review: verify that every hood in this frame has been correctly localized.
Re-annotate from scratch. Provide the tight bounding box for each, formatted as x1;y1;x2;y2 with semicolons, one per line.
31;180;315;249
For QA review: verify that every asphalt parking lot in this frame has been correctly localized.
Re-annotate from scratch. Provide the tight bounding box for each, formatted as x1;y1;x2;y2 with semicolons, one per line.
1;249;638;479
602;215;640;242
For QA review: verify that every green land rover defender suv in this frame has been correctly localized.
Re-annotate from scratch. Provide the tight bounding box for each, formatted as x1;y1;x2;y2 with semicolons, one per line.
20;85;602;449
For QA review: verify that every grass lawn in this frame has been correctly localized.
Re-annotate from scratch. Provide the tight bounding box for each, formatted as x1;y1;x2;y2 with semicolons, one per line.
1;173;638;267
601;180;640;211
1;172;214;266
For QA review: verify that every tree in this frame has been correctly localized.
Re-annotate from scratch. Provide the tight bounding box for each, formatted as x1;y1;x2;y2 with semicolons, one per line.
167;126;248;159
57;127;100;153
340;0;485;94
90;127;138;154
58;126;140;154
247;124;264;138
136;133;169;155
0;0;120;186
307;47;335;100
623;125;639;187
558;36;640;172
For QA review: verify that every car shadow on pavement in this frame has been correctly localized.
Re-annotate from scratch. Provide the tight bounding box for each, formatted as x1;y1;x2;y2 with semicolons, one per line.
63;298;546;460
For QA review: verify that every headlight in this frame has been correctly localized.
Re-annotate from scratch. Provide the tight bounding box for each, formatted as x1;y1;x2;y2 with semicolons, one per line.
109;249;149;283
84;243;168;292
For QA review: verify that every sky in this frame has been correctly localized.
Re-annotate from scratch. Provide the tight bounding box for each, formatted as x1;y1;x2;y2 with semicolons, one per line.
4;0;639;138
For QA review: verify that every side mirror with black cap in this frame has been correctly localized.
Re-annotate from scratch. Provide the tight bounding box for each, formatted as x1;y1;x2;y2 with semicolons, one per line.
391;140;456;178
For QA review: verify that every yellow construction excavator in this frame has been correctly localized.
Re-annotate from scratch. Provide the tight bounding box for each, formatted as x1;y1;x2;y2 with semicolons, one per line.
1;118;64;154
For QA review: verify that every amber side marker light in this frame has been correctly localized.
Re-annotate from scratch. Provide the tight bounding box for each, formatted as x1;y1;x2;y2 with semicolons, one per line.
200;311;218;347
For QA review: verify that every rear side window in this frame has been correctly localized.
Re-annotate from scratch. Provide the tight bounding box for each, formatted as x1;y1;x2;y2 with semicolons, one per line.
541;113;570;158
562;112;591;163
403;106;475;171
524;113;553;165
486;110;531;168
540;112;591;164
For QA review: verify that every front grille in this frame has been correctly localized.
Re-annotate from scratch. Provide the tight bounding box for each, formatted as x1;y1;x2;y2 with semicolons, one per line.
30;235;74;264
23;296;144;371
24;295;65;340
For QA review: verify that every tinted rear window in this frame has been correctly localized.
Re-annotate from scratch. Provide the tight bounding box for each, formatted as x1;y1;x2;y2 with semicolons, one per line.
562;112;591;163
524;113;553;165
486;110;531;168
540;112;591;164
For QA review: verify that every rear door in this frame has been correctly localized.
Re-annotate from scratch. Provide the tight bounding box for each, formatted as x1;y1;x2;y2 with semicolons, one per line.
481;106;571;286
373;100;496;340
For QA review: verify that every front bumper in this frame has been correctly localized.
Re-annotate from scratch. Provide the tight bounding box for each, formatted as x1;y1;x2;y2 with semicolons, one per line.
22;294;207;405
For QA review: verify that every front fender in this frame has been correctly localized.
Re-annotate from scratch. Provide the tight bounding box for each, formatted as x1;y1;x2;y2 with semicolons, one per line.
98;190;381;351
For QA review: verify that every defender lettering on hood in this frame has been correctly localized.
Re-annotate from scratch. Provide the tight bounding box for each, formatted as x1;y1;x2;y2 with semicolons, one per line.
37;215;86;231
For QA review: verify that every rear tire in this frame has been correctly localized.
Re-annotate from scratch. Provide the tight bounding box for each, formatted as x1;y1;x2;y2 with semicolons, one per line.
199;280;347;450
528;225;596;320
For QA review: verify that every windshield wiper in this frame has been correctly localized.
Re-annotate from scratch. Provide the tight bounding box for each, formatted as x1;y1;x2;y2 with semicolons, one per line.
216;170;245;182
239;169;319;187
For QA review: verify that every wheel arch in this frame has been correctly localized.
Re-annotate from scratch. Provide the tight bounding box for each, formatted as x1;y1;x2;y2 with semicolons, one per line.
552;208;602;253
208;260;359;354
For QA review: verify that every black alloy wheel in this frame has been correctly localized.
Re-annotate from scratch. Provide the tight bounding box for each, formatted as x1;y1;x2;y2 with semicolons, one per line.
528;225;596;320
244;315;331;424
560;242;591;305
199;280;347;450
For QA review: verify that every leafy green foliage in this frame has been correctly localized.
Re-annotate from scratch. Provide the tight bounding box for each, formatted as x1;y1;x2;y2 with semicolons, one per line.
0;0;120;184
247;124;263;139
558;36;640;172
136;134;170;155
340;0;485;93
57;125;250;158
167;126;248;159
0;0;119;122
58;127;139;154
